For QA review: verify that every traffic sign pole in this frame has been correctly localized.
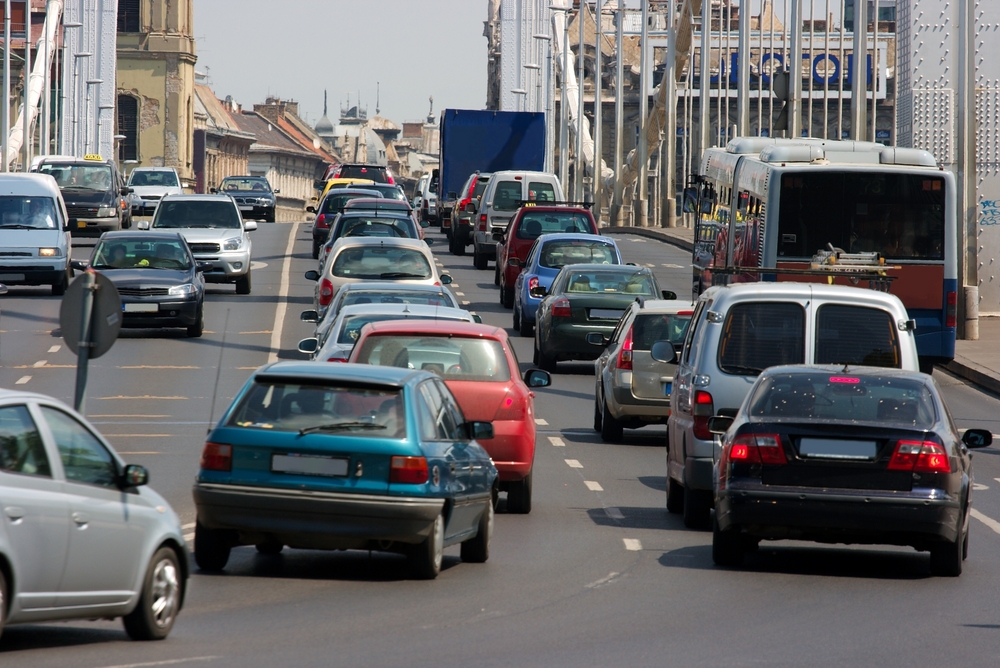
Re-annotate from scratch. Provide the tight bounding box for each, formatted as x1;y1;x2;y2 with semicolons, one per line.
73;271;96;412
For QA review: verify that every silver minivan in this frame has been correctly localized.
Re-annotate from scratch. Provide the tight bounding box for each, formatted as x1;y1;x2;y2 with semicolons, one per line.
666;283;920;529
0;173;72;294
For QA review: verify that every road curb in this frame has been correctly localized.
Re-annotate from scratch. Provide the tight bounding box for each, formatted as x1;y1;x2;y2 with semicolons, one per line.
942;357;1000;397
601;226;694;252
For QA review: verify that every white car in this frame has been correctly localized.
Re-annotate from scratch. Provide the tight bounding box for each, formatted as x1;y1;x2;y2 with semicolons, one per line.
127;167;184;216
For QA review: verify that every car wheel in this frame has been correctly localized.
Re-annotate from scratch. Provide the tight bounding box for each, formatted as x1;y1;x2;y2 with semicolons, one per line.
409;512;444;579
453;235;466;256
256;541;283;555
963;524;970;560
187;304;204;338
494;262;500;286
712;514;745;567
473;244;488;270
682;485;712;530
593;395;603;432
194;520;231;572
449;233;460;255
498;284;506;306
507;472;532;514
513;303;521;331
502;283;514;309
535;342;556;373
0;567;7;642
311;240;320;260
666;475;684;514
929;526;964;577
235;269;252;295
460;496;493;562
52;270;69;296
122;546;182;640
600;398;624;443
519;311;534;337
266;211;275;223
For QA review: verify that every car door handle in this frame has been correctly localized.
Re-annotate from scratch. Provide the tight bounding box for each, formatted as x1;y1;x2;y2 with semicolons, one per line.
4;506;24;521
72;512;90;527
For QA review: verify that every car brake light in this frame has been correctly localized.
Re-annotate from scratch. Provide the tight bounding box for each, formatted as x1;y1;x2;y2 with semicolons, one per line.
721;433;785;476
616;326;634;370
946;291;957;328
319;278;334;306
493;395;525;421
326;357;347;363
315;213;328;229
422;199;428;210
528;276;539;292
390;456;429;484
551;297;571;318
692;390;714;440
728;435;759;463
888;440;951;473
201;442;232;472
753;434;786;464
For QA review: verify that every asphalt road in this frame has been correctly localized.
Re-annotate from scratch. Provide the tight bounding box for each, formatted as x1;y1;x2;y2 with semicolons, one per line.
2;222;1000;666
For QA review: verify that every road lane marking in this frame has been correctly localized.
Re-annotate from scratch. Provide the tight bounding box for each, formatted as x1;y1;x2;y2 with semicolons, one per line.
105;434;172;438
461;300;470;305
97;656;220;668
182;522;196;530
971;508;1000;535
48;344;61;353
32;360;47;367
661;263;683;268
584;480;603;491
994;478;1000;484
98;395;188;400
548;436;565;446
239;331;272;335
183;532;194;543
623;538;643;551
268;222;298;364
455;291;465;296
10;363;74;369
605;507;624;520
565;459;583;468
15;376;30;384
250;260;268;270
585;572;619;589
973;482;989;491
535;418;548;425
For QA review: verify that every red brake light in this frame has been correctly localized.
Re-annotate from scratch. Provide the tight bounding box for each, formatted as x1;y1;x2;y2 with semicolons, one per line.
528;276;539;292
946;291;957;328
493;394;525;421
478;213;487;231
319;278;334;306
315;213;328;228
728;435;760;463
390;456;429;484
616;326;634;370
422;199;429;210
200;442;232;472
888;440;951;473
326;357;347;363
551;297;571;318
387;174;395;185
692;390;714;439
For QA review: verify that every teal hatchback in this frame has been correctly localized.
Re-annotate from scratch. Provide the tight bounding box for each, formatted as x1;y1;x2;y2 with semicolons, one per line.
192;362;497;579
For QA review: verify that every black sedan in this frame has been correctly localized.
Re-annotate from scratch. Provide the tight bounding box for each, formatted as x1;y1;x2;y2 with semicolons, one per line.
532;264;671;372
708;365;992;576
84;231;207;337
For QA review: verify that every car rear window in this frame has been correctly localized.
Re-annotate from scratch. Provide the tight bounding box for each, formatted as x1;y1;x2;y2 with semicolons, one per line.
342;290;452;308
748;372;936;427
322;193;374;214
493;181;522;211
332;246;431;279
540;240;617;268
128;170;179;187
336;216;415;239
340;165;389;183
355;335;511;382
633;312;693;350
815;304;901;368
516;212;593;239
473;178;490;198
564;270;654;295
228;381;405;438
527;181;556;202
718;302;805;375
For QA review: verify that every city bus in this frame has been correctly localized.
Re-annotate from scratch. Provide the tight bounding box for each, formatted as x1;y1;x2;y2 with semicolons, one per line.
691;137;956;372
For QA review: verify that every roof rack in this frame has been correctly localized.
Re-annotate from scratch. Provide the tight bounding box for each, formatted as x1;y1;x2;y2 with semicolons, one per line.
513;200;594;209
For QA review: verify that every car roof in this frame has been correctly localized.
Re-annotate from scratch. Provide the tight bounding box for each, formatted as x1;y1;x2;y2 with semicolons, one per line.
636;299;697;313
700;281;910;312
360;320;506;339
161;194;236;203
518;205;593;214
760;364;932;383
344;198;409;207
489;170;557;179
255;361;427;388
338;303;471;319
557;263;647;272
340;163;387;169
324;188;382;197
0;173;63;197
338;282;450;293
536;232;613;244
131;166;178;172
222;175;267;180
330;236;429;251
101;230;185;241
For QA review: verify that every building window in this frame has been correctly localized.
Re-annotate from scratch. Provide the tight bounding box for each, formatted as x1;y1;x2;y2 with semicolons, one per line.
117;95;138;162
118;0;140;33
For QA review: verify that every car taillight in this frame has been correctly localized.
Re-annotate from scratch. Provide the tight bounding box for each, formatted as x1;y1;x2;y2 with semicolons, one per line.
528;276;539;292
946;291;957;328
722;433;786;467
390;456;429;484
422;199;429;210
616;326;634;370
692;390;714;440
387;174;395;184
326;357;347;363
887;440;951;473
319;278;334;306
200;442;232;472
493;395;525;422
551;297;571;318
478;213;487;231
315;213;328;228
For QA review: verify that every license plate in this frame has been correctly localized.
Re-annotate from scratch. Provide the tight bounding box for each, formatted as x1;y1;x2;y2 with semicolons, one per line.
123;303;158;313
239;205;253;211
271;454;349;477
590;309;624;320
663;382;672;396
77;221;87;228
0;273;24;281
798;438;877;460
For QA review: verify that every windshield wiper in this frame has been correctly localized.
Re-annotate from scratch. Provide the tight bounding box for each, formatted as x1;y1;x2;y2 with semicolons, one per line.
723;364;763;376
299;421;386;435
90;263;116;269
0;224;39;229
380;272;426;279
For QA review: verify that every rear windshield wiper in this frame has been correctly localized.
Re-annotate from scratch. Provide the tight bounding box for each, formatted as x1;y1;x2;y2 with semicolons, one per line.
723;365;763;376
380;272;426;279
299;421;386;435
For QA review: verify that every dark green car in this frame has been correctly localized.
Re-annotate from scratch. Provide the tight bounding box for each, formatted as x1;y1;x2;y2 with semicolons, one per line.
532;264;670;372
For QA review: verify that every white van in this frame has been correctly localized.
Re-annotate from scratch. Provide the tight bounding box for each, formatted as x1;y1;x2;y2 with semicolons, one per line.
665;282;920;529
471;170;563;270
0;173;72;294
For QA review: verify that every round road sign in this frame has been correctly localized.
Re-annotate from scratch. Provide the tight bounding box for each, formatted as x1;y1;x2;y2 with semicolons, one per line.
60;271;122;359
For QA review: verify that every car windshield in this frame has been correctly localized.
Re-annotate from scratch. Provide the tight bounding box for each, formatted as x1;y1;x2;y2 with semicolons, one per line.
472;178;490;199
337;216;413;239
152;200;243;229
563;270;655;295
356;336;511;381
340;165;389;183
40;163;113;191
517;212;592;239
332;246;431;279
747;372;937;428
322;193;378;214
128;170;179;187
227;381;405;438
541;241;617;268
342;290;452;309
363;184;406;201
0;196;58;229
633;312;693;349
92;238;191;270
220;177;270;192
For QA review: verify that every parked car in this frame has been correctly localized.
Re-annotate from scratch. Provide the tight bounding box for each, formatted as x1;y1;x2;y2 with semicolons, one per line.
36;154;132;235
512;234;623;337
708;365;992;576
533;264;667;373
307;187;383;259
472;170;563;270
350;320;551;512
126;167;184;216
590;299;694;442
449;171;492;255
214;175;277;222
0;389;188;640
667;282;922;530
83;231;208;337
192;362;496;579
0;173;73;295
496;204;598;307
140;193;255;294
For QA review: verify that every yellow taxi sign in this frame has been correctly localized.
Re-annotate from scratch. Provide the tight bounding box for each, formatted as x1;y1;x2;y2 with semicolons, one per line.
83;153;103;161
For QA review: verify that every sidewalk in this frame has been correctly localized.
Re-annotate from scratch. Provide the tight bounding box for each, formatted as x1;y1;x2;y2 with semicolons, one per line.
602;224;1000;396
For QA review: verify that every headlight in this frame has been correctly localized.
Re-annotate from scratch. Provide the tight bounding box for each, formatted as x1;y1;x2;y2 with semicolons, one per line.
168;283;197;297
38;247;61;257
97;206;117;217
223;236;243;251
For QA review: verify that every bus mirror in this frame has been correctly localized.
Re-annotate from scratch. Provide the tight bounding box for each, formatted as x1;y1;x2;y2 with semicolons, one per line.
682;187;698;213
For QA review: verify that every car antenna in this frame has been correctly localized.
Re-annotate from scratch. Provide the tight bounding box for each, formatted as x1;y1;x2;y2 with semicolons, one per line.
206;308;231;435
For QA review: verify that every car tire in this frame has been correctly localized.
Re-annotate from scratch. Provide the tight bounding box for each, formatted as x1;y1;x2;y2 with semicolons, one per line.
502;283;514;309
235;269;252;295
600;398;624;443
460;496;493;563
507;472;532;514
512;303;522;331
409;512;444;579
311;240;320;260
712;514;745;567
473;244;488;270
682;484;712;530
494;262;500;286
265;211;275;223
255;541;283;555
449;233;461;255
666;475;684;514
194;520;232;572
122;546;182;640
535;342;556;373
187;305;204;338
593;395;603;432
52;270;69;296
518;310;533;337
0;567;7;642
498;284;506;306
929;526;964;577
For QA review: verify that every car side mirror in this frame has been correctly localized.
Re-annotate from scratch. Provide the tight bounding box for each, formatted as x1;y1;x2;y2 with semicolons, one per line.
507;257;521;267
196;262;214;273
522;368;552;388
707;416;734;435
70;259;88;271
440;274;452;285
244;220;258;232
298;338;319;355
0;283;7;295
136;220;150;230
661;290;677;300
63;221;72;231
472;314;483;323
586;332;609;347
492;231;505;242
274;188;280;194
121;464;149;488
420;219;430;228
209;187;218;194
120;186;132;195
466;202;478;214
305;270;320;281
425;238;434;245
529;286;547;298
962;428;993;449
306;205;315;213
300;309;319;323
467;421;494;441
650;341;677;364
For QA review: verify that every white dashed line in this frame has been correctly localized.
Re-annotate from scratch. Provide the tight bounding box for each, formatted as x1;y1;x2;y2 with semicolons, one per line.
455;291;465;296
994;478;1000;484
450;284;459;288
605;507;624;520
15;376;30;384
645;263;656;267
32;360;47;367
182;522;196;530
535;418;548;425
661;263;683;268
973;482;989;491
971;508;1000;535
183;533;194;543
623;538;643;551
564;459;583;468
584;480;603;491
461;300;470;305
48;345;61;353
548;436;565;447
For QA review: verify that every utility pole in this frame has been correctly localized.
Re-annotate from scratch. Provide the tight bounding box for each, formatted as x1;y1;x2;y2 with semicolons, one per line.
850;0;867;140
2;0;10;172
788;0;803;138
957;0;977;339
663;0;677;227
698;0;710;153
612;0;624;225
22;19;30;171
593;0;603;221
636;0;649;227
559;3;569;194
736;0;750;136
574;0;585;202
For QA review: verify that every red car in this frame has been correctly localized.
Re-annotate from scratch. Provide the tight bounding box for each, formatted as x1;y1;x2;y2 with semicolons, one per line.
349;320;552;513
495;204;598;309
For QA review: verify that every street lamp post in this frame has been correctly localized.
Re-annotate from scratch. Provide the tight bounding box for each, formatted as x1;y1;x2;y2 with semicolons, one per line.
22;23;31;171
574;0;585;202
533;24;553;173
612;0;624;225
559;3;569;194
2;0;11;172
593;0;603;222
61;21;81;155
70;52;90;154
637;0;648;227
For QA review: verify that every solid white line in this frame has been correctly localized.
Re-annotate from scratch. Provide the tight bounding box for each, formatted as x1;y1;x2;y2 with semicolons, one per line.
564;458;583;468
15;376;30;384
623;538;643;551
605;507;624;520
32;360;46;367
48;344;61;353
971;508;1000;535
548;436;565;447
268;223;298;364
96;657;219;668
535;418;548;425
584;480;603;491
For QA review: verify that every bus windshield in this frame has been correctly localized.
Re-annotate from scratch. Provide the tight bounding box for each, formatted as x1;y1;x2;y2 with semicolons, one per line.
776;172;946;261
